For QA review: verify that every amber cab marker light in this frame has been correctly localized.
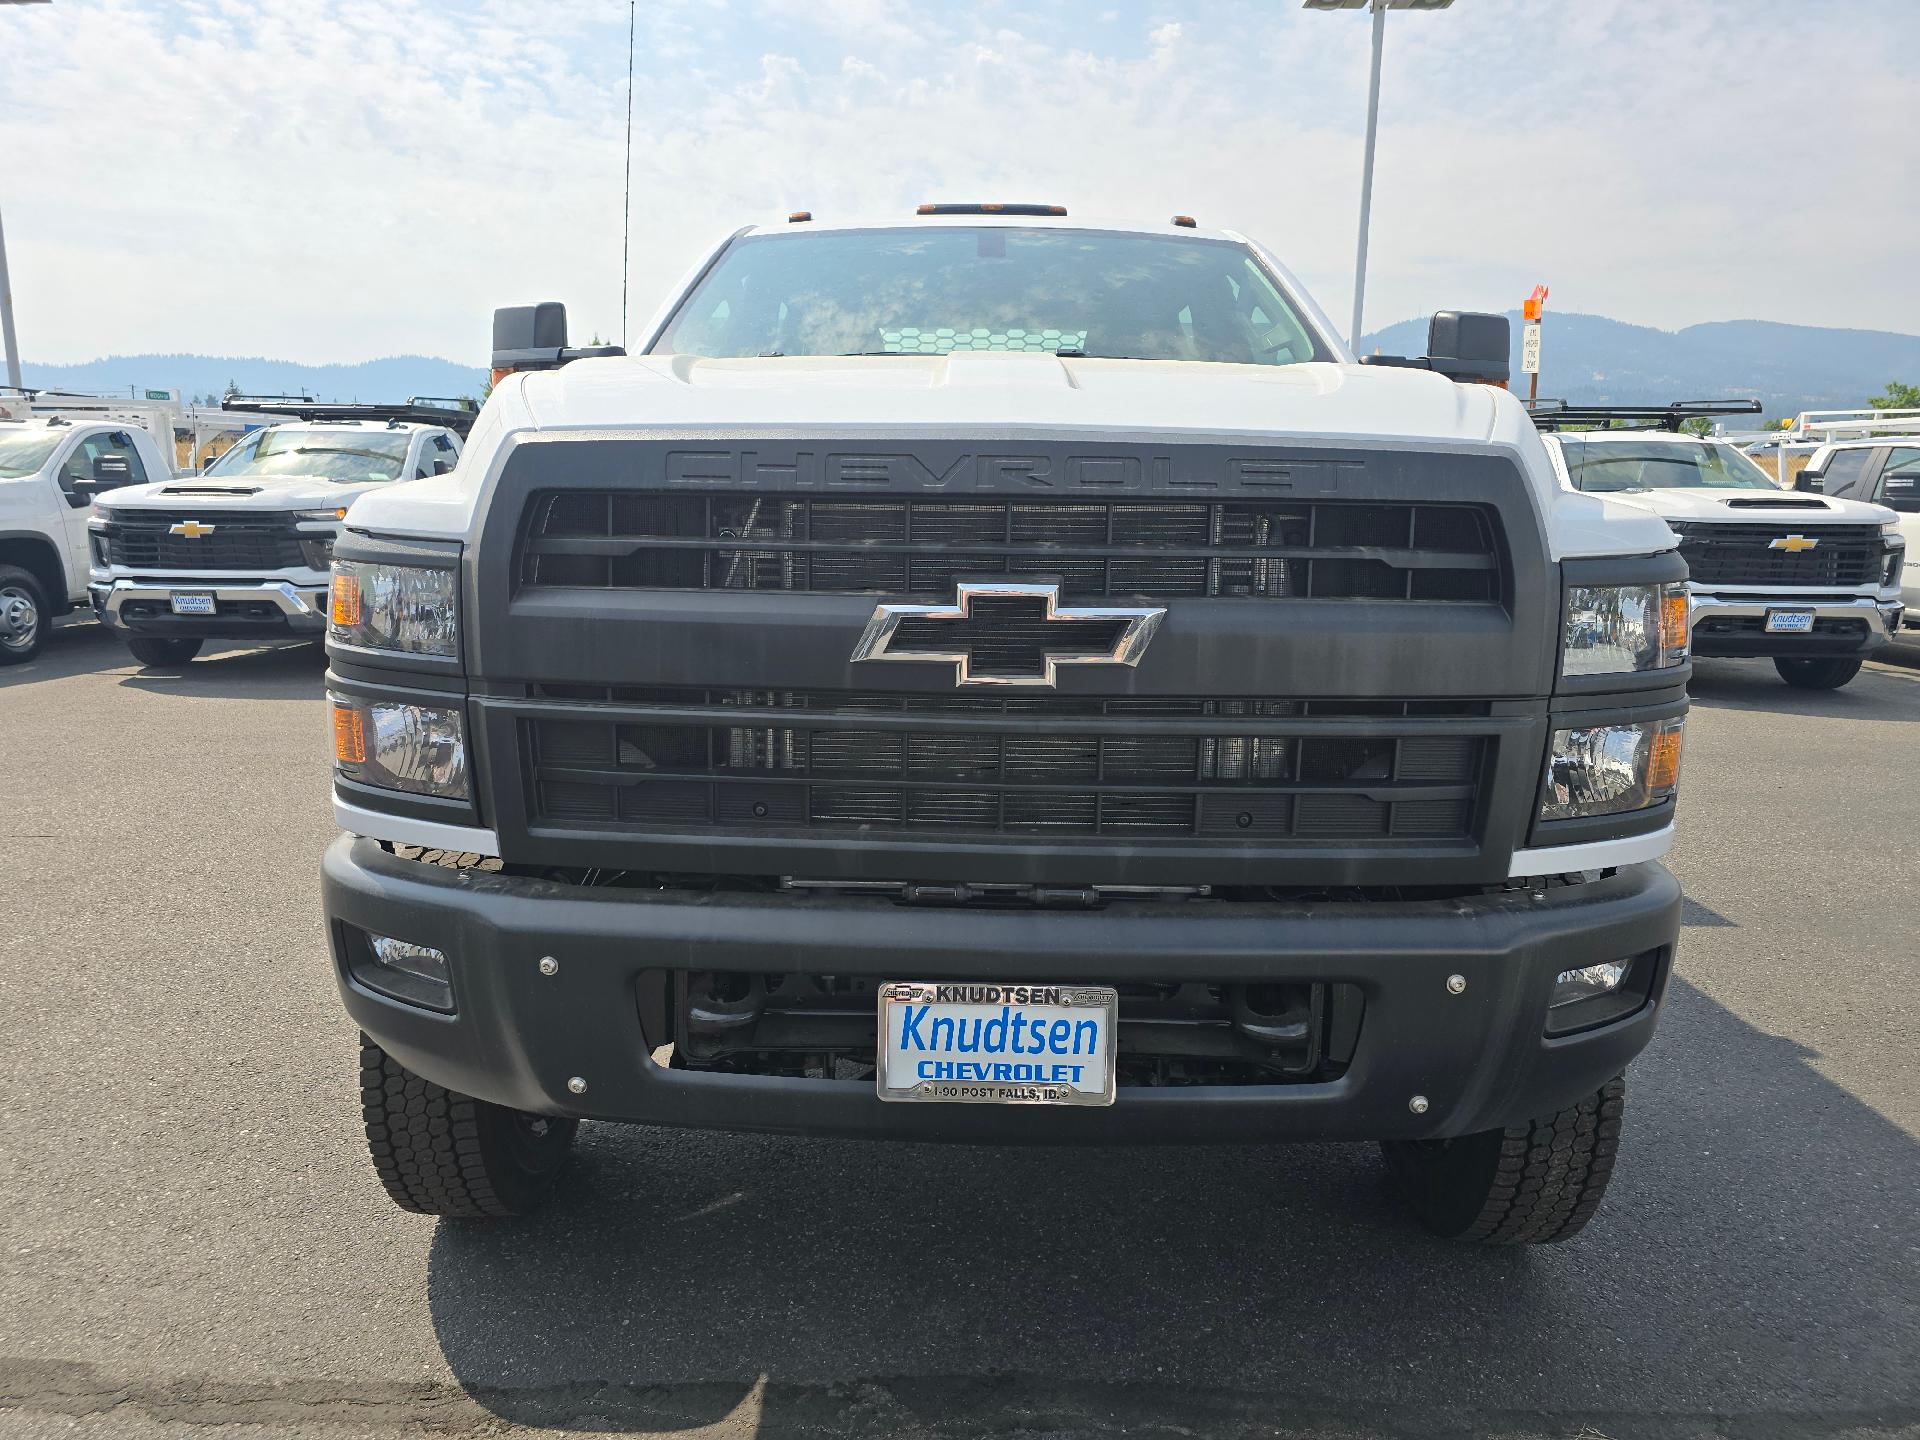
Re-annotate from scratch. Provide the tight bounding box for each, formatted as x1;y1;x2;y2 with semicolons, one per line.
333;704;367;766
330;571;362;628
788;210;812;223
1171;215;1197;228
1648;726;1684;793
1660;589;1689;657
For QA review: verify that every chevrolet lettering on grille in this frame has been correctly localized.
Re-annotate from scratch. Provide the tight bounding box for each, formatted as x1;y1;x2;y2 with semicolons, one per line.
851;581;1166;687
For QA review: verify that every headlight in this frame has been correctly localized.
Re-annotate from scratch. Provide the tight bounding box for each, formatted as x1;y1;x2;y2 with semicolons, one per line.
300;536;335;569
329;561;457;657
1562;582;1688;677
1541;718;1683;820
331;693;469;798
297;507;349;522
1882;519;1905;541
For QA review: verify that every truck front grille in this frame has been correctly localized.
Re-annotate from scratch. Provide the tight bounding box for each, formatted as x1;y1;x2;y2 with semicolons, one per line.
519;493;1502;603
522;689;1489;844
100;512;305;570
1679;524;1883;587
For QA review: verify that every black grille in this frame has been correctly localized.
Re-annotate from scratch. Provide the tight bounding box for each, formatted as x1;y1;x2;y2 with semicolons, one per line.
101;511;305;570
1678;524;1883;587
522;690;1489;843
518;493;1502;603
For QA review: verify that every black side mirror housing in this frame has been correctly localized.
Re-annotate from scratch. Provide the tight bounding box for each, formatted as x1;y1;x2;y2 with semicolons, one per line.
491;302;625;374
93;454;133;487
1425;311;1511;385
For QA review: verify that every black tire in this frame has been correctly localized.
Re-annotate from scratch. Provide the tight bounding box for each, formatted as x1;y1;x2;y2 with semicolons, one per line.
125;636;204;668
359;1037;577;1218
0;565;48;666
1773;656;1862;690
1381;1075;1625;1244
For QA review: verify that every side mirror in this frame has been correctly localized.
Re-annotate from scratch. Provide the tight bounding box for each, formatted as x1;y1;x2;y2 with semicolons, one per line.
432;460;452;477
1887;476;1920;512
1425;311;1511;385
491;301;625;376
1794;468;1824;493
93;454;134;487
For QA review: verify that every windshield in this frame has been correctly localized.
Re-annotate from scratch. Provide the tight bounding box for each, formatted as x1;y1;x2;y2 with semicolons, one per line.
650;226;1328;365
1558;438;1782;493
0;429;68;479
206;427;411;483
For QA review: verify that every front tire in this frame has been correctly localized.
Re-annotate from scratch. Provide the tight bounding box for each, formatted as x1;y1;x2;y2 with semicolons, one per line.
125;636;204;668
0;565;48;666
1773;656;1862;689
1381;1075;1625;1244
359;1038;577;1218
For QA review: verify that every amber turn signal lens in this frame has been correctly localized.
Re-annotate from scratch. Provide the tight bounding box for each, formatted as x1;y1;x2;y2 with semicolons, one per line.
1660;588;1689;657
1647;725;1684;793
330;572;361;628
333;703;367;765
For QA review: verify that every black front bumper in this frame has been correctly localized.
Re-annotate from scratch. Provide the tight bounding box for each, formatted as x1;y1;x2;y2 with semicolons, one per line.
323;837;1681;1145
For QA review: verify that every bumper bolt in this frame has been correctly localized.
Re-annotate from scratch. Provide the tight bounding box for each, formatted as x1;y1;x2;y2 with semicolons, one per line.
538;956;559;976
1446;973;1467;995
1408;1094;1430;1115
567;1076;588;1095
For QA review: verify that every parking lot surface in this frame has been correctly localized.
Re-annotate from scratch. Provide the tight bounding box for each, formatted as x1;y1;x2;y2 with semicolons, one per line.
1;621;1916;1440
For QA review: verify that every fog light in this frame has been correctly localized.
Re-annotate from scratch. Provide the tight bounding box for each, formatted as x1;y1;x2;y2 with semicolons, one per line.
1551;959;1630;1009
349;932;454;1012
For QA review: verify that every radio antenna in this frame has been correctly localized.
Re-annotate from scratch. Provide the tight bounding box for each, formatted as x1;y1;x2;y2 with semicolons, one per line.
621;0;635;345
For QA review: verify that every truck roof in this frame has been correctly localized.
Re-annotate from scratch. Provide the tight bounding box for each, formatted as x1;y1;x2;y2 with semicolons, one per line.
740;210;1245;244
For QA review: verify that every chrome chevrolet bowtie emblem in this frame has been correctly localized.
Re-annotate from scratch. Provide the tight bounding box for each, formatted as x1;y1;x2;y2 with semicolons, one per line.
169;521;216;539
851;581;1165;687
1769;534;1818;553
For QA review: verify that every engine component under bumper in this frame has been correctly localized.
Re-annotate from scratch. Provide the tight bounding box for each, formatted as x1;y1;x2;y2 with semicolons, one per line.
322;836;1680;1144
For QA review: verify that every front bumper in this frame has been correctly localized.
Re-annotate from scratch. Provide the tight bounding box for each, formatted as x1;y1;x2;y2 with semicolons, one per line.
323;836;1681;1145
90;577;330;638
1688;592;1902;658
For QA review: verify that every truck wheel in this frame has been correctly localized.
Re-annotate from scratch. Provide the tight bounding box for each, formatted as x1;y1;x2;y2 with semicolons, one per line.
359;1037;577;1218
125;636;204;668
1773;656;1862;689
0;566;47;666
1381;1075;1625;1244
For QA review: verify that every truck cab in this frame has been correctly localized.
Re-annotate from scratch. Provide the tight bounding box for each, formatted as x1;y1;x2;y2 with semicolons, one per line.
0;414;170;664
1798;438;1920;623
88;399;472;669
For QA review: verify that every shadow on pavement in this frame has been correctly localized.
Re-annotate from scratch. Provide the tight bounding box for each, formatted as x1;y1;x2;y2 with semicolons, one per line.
0;618;325;698
1687;656;1920;721
424;978;1920;1435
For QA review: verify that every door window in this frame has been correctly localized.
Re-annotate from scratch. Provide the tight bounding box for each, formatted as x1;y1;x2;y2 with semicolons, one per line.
1813;447;1874;500
1881;447;1920;512
58;431;149;495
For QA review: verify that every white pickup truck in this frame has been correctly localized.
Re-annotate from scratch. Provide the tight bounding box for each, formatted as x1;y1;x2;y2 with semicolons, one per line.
88;399;474;668
0;414;172;665
1536;410;1904;689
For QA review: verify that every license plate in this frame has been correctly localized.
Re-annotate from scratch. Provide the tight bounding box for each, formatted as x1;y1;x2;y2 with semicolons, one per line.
169;592;216;616
1765;609;1815;633
876;981;1117;1106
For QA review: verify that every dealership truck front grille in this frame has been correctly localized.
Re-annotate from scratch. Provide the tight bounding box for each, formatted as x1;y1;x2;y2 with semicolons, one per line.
1679;524;1884;587
99;512;306;570
518;493;1503;603
521;690;1490;843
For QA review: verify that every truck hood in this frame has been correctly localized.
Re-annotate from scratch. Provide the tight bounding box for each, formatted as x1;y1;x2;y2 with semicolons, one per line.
94;474;389;514
1596;488;1896;526
516;353;1503;446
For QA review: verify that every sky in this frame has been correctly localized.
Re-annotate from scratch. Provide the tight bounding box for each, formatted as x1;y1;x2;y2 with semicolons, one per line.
3;0;1917;367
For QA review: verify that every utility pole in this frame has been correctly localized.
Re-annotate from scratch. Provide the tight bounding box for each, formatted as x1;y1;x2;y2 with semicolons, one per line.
0;204;21;389
1349;0;1387;353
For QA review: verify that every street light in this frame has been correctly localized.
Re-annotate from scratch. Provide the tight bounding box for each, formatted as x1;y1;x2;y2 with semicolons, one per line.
1303;0;1457;353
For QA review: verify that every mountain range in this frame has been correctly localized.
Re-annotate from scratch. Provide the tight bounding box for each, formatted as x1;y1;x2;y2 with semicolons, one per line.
20;314;1920;419
1358;313;1920;419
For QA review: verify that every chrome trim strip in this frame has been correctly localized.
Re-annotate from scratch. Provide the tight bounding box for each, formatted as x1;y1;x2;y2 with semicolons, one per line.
1508;824;1674;879
851;580;1166;688
95;578;327;619
332;796;499;854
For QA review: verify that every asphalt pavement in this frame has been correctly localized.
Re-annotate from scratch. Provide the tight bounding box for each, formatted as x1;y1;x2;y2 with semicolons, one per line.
1;620;1915;1440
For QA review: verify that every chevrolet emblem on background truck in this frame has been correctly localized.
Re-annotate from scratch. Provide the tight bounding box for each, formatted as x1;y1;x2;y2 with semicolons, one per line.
1769;534;1819;552
168;521;216;538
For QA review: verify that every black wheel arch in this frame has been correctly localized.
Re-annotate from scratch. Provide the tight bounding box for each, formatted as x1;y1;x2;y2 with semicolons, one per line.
0;531;77;615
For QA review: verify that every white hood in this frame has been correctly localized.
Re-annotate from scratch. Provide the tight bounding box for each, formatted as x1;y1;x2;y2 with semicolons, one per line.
96;473;389;514
1598;487;1895;527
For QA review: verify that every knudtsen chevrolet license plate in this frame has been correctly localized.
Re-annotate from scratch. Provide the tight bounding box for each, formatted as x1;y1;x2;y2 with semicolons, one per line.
1765;609;1816;633
876;982;1118;1106
169;592;217;616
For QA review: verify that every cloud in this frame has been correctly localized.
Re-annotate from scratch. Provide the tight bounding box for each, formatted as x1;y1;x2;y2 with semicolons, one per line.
1;0;1915;368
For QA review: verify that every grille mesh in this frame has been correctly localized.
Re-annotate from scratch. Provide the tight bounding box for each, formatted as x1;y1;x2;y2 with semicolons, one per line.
518;493;1502;603
100;512;305;570
1678;525;1883;587
522;691;1488;843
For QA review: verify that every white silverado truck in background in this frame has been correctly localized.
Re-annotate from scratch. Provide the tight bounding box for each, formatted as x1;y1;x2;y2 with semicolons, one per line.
88;398;473;668
0;412;170;665
1536;406;1905;689
321;208;1691;1244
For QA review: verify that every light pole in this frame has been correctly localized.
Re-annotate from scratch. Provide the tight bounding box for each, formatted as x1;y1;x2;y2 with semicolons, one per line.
1303;0;1456;353
0;204;20;390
